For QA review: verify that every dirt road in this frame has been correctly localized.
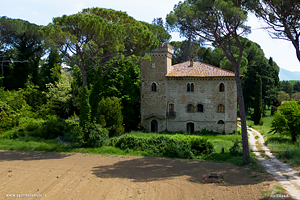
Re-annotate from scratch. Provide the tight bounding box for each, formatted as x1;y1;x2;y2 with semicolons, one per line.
0;150;277;200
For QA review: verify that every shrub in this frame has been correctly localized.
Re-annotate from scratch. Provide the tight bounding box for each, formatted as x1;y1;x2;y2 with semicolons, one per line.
190;137;214;155
69;122;108;147
84;123;109;147
0;88;32;131
97;97;124;137
40;118;69;139
115;134;214;159
229;140;242;156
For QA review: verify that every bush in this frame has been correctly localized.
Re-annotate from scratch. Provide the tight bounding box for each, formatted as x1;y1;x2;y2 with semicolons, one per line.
0;88;32;131
190;137;214;155
84;123;109;147
97;97;124;137
69;122;108;147
229;140;242;156
115;134;214;159
40;118;69;139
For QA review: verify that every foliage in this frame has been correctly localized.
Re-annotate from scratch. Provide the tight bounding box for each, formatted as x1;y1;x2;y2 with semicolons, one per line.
21;80;46;112
249;0;300;62
167;0;251;163
43;72;72;119
170;40;202;64
0;88;32;131
229;140;242;156
83;123;108;147
38;50;62;91
41;7;159;88
89;58;141;131
291;92;300;101
97;97;124;137
39;118;69;139
253;75;262;125
280;80;293;96
277;91;290;103
140;20;171;43
293;81;300;92
270;101;300;142
79;87;91;128
1;17;44;90
115;134;214;158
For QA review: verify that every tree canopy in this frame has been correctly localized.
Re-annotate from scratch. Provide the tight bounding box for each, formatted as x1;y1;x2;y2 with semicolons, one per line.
250;0;300;62
270;101;300;142
41;8;159;87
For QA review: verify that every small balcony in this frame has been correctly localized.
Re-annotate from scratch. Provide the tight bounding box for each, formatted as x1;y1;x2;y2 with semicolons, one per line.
166;111;176;117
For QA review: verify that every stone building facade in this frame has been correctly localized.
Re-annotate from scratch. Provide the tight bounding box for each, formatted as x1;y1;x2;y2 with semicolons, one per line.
140;43;237;133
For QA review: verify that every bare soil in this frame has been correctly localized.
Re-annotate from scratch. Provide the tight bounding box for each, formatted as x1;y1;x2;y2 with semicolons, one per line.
0;150;279;200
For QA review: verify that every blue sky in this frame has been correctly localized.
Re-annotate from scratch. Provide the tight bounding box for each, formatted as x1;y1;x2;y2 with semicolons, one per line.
1;0;300;72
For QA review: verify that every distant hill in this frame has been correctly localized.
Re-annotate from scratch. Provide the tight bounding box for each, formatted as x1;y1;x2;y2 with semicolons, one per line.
279;68;300;81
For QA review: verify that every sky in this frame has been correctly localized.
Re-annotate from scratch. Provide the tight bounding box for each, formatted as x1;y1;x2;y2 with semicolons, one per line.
1;0;300;72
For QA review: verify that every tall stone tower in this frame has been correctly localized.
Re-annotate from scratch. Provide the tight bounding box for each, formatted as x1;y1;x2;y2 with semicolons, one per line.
140;43;173;132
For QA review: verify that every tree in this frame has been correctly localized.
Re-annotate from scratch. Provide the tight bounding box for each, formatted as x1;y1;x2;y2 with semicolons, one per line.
170;40;201;64
97;97;124;137
41;8;158;88
253;75;262;125
280;80;293;96
293;82;300;92
0;18;43;90
277;91;290;103
38;50;62;91
291;92;300;101
250;0;300;62
167;0;251;163
270;101;300;142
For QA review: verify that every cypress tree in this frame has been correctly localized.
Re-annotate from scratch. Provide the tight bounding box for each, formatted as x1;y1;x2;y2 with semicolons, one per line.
254;75;262;125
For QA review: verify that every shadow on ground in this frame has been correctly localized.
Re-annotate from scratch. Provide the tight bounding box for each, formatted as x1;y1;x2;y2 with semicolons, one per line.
92;156;274;185
0;150;68;161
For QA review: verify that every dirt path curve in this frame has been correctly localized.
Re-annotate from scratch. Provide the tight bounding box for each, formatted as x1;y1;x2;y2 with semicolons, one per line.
246;125;300;199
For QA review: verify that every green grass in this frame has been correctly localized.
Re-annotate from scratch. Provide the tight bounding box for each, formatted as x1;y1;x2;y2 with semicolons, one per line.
0;128;264;172
246;110;273;135
125;131;241;153
246;109;300;171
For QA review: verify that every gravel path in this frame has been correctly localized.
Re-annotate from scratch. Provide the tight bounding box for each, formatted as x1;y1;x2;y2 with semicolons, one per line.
246;126;300;199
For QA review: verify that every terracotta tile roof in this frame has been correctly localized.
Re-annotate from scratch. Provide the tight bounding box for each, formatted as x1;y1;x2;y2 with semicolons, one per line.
166;61;236;77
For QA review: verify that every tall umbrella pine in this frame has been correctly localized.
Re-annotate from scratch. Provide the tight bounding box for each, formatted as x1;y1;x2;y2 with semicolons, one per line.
167;0;251;163
41;8;159;127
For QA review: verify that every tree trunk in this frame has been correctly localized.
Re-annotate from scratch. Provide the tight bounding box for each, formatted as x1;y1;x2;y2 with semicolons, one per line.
234;63;251;164
81;68;87;88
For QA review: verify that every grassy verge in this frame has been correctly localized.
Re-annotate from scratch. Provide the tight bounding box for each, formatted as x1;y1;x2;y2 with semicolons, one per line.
0;129;265;173
246;110;300;172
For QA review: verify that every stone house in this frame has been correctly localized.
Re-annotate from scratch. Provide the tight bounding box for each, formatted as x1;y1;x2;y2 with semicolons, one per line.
140;43;237;133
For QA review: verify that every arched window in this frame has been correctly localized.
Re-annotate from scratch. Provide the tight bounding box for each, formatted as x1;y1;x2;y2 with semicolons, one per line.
219;83;225;92
191;83;194;92
217;120;225;124
151;120;158;132
187;104;194;112
187;122;194;133
151;83;157;92
187;83;191;92
217;104;225;112
197;104;204;112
